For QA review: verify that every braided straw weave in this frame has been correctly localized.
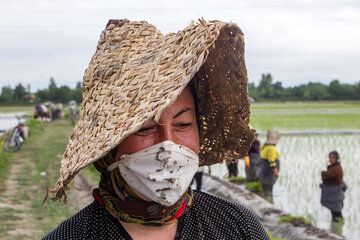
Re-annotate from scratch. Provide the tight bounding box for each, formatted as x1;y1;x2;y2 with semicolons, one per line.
51;18;254;202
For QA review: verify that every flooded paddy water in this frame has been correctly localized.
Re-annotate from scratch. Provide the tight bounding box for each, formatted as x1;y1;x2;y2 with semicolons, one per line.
209;134;360;239
0;113;27;136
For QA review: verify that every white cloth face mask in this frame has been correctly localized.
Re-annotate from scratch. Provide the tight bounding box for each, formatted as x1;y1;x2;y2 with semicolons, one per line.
107;140;199;206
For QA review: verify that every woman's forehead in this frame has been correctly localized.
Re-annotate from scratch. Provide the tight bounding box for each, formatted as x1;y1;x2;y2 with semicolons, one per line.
159;87;196;119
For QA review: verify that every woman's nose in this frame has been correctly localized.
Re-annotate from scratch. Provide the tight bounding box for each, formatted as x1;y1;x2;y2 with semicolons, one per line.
157;125;174;143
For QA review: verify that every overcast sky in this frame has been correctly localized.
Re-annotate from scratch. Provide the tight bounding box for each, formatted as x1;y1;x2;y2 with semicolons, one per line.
1;0;359;91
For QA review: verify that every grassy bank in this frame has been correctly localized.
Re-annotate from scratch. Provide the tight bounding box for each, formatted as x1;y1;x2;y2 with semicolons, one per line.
0;118;76;239
250;101;360;131
0;151;12;192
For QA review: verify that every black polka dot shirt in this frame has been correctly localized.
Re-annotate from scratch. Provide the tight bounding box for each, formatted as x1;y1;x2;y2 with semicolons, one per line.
42;191;270;239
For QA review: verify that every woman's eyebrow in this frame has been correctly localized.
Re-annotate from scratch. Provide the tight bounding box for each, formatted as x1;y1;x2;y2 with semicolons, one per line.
173;108;192;119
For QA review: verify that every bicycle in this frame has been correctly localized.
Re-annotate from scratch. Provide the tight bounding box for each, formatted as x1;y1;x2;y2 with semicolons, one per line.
3;116;26;152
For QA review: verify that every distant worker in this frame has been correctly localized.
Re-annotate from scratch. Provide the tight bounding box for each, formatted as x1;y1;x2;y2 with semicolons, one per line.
69;100;79;124
34;103;43;119
246;133;261;182
320;151;346;223
41;103;51;121
226;152;239;178
49;102;56;120
52;103;63;119
259;130;280;202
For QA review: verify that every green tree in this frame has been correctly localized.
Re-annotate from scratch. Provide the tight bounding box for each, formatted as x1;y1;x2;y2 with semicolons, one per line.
306;82;327;100
58;86;72;103
328;80;343;100
36;89;49;102
0;86;14;104
258;74;275;99
13;83;26;103
248;82;260;101
355;82;360;99
258;73;273;90
272;81;287;100
290;85;304;100
71;81;82;104
48;77;59;102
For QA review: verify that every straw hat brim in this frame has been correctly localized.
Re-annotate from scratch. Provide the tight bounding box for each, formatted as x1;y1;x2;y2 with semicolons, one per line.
51;19;254;202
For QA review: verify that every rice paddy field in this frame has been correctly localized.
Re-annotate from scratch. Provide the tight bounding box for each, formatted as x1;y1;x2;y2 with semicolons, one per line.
210;101;360;239
250;101;360;132
0;105;33;115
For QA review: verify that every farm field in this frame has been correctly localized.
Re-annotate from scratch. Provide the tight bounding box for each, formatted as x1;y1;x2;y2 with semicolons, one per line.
211;134;359;239
249;101;360;132
0;105;33;115
211;101;360;239
273;134;359;239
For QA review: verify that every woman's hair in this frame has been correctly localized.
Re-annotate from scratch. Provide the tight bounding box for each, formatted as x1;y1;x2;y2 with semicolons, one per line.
187;77;201;134
329;150;340;162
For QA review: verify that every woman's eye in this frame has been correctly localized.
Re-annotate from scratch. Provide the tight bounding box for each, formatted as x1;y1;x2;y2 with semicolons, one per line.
177;122;192;129
136;126;156;135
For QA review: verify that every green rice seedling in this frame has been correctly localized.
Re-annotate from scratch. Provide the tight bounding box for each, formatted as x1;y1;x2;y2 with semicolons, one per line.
227;176;247;184
246;181;263;192
278;215;310;225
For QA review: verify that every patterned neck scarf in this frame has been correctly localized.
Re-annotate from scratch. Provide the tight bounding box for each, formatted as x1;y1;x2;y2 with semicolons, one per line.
93;151;193;226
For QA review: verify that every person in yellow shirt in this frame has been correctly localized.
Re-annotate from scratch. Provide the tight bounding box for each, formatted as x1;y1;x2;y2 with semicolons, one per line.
259;130;280;202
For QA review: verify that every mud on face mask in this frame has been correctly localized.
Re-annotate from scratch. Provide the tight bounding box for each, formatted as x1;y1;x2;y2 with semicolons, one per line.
107;140;199;206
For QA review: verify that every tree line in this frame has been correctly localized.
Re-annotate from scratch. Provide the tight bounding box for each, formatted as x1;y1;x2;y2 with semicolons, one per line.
0;77;82;105
249;74;360;101
1;74;360;105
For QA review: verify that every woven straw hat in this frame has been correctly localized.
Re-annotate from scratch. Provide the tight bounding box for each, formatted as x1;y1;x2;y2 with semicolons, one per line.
264;130;280;145
51;18;254;201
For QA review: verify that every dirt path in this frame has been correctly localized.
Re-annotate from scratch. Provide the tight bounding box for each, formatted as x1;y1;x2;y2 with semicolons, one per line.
0;160;94;239
0;119;95;240
0;157;43;239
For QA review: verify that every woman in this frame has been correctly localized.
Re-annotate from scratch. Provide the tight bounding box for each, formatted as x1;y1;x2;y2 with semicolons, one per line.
259;130;280;203
320;151;346;222
226;155;239;178
43;19;269;239
246;133;261;182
